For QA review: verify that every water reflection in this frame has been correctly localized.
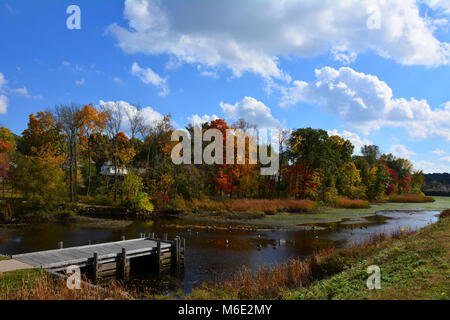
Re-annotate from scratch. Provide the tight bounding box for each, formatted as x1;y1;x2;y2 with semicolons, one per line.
0;210;440;293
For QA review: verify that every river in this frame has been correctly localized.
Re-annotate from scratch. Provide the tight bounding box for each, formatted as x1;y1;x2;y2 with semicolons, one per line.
0;210;440;293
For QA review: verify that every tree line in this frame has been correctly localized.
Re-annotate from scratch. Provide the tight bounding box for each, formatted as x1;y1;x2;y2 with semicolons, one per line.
0;102;425;217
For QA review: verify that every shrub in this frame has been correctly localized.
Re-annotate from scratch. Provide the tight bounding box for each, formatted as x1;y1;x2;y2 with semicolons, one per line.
121;171;153;213
128;191;154;213
388;194;435;203
440;209;450;219
335;197;370;209
324;187;339;206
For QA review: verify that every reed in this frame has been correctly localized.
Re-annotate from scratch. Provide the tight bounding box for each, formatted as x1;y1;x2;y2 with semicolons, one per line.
335;197;370;209
169;198;316;214
388;194;435;203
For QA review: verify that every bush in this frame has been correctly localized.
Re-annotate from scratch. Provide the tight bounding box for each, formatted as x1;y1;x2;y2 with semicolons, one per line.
440;209;450;219
388;194;435;203
56;209;77;220
335;197;370;209
120;171;153;213
127;191;154;213
324;187;338;206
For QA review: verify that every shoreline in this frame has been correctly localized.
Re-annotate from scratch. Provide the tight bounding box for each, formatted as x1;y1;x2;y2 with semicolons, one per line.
2;212;448;300
1;196;448;229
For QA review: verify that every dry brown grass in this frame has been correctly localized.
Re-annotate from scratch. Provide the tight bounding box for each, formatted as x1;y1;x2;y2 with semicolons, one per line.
0;273;138;300
189;228;416;300
169;198;316;214
388;194;435;203
440;209;450;219
335;197;370;209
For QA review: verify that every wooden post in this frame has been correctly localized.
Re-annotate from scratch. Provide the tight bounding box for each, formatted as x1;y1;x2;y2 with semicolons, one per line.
156;241;161;273
120;248;128;280
173;238;179;270
151;232;155;239
88;240;91;245
163;233;168;241
58;241;63;249
181;238;186;269
121;236;125;241
93;252;99;283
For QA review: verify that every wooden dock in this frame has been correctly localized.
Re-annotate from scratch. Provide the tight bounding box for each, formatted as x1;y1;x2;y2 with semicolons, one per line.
12;235;185;282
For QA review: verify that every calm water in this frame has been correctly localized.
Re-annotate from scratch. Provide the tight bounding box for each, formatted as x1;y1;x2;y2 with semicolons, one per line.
0;210;440;293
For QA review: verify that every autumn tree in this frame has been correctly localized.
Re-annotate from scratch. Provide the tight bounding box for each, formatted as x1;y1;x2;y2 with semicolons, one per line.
76;104;109;195
54;104;85;202
22;112;65;166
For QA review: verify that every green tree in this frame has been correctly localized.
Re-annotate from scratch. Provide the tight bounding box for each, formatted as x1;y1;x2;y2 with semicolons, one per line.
11;157;67;211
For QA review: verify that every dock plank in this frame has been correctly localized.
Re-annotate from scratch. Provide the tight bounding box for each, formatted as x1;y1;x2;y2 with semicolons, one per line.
12;238;172;270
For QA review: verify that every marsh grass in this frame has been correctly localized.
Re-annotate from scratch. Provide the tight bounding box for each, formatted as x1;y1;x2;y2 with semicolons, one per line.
388;194;435;203
335;197;370;209
169;198;316;214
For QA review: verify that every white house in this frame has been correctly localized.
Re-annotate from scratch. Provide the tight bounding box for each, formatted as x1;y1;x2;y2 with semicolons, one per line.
99;161;128;176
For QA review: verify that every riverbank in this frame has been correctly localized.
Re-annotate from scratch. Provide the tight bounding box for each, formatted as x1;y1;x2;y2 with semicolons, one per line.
183;211;449;300
180;196;450;228
1;211;447;300
2;197;449;230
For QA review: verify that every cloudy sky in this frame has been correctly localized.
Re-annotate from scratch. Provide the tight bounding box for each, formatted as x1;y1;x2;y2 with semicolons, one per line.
0;0;449;173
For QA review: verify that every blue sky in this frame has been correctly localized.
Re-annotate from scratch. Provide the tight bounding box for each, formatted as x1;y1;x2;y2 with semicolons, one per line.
0;0;450;173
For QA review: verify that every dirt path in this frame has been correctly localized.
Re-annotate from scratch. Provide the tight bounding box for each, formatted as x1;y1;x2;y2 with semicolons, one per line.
0;259;34;273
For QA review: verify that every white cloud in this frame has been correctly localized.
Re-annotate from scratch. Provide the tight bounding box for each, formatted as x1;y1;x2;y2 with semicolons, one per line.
280;66;450;140
13;86;31;98
108;0;450;82
0;72;6;89
432;149;447;156
98;100;164;135
440;156;450;162
411;160;449;173
0;95;8;114
390;144;417;158
0;73;8;114
423;0;450;14
220;97;281;129
75;78;85;86
113;77;123;84
327;130;372;154
131;62;169;96
188;114;219;126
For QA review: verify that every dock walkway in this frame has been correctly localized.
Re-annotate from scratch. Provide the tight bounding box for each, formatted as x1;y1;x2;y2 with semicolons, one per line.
10;236;185;281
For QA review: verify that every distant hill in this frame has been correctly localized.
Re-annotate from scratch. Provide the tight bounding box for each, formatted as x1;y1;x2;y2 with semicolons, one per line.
423;173;450;196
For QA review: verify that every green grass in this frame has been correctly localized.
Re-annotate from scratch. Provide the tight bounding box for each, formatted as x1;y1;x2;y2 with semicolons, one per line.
0;269;45;292
282;216;450;300
0;255;11;261
176;215;449;300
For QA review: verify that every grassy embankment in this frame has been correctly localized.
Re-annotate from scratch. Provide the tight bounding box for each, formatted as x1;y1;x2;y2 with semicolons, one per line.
0;269;136;300
0;211;448;300
185;211;450;300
